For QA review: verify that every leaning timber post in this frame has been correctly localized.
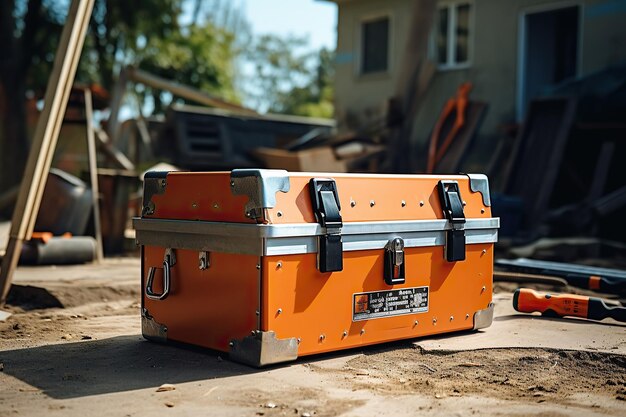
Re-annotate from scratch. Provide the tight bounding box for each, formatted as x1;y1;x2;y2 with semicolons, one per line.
0;0;95;304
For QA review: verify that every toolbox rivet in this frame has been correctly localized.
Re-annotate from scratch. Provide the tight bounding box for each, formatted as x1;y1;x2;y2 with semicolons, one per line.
401;200;406;207
481;208;485;214
277;211;283;217
213;203;219;209
229;341;234;347
256;264;261;270
297;338;301;344
256;310;260;316
319;334;325;341
360;329;365;335
370;200;375;207
450;316;454;322
350;199;356;207
192;202;198;209
276;262;282;269
230;181;235;187
419;200;425;207
462;200;467;206
481;286;486;294
342;330;348;337
277;308;283;315
482;249;487;255
465;314;470;320
432;318;437;325
414;320;419;326
246;211;251;217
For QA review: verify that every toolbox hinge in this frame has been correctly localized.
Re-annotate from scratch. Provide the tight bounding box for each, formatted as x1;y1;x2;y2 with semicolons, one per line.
438;180;466;262
309;178;343;272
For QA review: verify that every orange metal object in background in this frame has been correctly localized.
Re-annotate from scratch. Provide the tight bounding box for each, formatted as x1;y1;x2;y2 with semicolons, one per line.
427;82;473;173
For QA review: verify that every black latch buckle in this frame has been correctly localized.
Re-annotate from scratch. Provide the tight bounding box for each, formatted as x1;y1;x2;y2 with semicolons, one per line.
384;238;406;285
309;178;343;272
438;180;466;262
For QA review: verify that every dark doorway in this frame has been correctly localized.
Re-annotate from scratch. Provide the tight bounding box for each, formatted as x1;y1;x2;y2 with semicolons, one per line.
519;6;580;119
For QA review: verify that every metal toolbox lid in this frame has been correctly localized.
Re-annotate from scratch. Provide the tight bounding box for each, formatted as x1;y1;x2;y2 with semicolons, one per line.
133;217;499;256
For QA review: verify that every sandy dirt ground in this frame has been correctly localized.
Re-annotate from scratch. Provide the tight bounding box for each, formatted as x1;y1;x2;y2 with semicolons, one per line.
0;258;625;416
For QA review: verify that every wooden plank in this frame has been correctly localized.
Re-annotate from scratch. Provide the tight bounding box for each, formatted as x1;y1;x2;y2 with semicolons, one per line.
84;89;104;262
0;0;95;304
127;67;257;115
95;128;136;171
504;97;578;229
433;101;488;174
384;0;436;172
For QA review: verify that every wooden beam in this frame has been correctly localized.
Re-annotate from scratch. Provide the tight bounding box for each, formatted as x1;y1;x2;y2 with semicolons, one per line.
384;0;436;172
84;88;104;262
0;0;95;304
127;67;257;115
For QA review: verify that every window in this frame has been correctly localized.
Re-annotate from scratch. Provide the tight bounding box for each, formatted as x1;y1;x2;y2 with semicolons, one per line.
435;2;472;68
361;16;390;74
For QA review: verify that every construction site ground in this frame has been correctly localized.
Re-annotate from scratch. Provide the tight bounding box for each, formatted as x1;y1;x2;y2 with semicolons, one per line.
1;258;624;416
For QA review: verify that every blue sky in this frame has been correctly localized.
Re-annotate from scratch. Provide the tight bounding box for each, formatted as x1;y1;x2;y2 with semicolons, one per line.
244;0;337;50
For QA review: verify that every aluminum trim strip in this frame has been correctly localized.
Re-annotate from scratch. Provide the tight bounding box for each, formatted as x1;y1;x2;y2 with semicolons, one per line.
134;217;499;256
133;217;500;238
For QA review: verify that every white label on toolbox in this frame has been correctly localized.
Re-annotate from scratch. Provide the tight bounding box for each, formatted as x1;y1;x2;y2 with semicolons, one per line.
352;286;429;321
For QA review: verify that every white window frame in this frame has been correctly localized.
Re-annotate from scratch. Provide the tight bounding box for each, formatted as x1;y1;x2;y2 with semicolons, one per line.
435;1;474;70
356;11;393;77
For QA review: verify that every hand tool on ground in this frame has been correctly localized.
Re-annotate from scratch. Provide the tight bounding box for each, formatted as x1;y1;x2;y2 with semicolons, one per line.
497;258;626;296
513;288;626;323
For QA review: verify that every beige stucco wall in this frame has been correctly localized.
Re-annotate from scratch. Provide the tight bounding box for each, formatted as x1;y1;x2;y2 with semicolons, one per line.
332;0;626;168
333;0;414;128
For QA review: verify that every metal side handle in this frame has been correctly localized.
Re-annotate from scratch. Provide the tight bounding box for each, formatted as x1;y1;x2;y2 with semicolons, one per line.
145;249;176;301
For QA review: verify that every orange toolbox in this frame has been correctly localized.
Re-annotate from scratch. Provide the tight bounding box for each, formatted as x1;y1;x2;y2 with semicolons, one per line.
133;169;499;366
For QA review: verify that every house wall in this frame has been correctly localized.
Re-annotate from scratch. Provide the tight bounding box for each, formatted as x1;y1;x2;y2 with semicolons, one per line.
332;0;626;169
333;0;414;128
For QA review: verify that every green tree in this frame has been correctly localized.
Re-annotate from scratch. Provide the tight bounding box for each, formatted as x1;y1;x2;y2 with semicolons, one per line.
135;23;240;112
245;34;334;118
0;0;180;192
278;47;335;118
0;0;241;193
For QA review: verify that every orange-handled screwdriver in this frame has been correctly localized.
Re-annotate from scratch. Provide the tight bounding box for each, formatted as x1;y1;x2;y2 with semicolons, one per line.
513;288;626;322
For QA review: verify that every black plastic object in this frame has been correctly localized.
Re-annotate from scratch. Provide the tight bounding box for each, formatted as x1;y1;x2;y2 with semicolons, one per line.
496;258;626;296
20;237;96;265
34;168;93;236
384;238;406;285
438;180;466;262
308;178;343;273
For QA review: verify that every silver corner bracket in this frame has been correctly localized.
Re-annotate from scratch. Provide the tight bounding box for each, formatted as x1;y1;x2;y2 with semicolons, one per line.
472;303;494;330
142;308;168;342
229;330;298;367
142;171;169;216
465;174;491;207
230;169;291;219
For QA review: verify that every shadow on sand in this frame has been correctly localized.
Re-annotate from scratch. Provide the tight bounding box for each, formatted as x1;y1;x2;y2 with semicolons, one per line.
0;335;260;399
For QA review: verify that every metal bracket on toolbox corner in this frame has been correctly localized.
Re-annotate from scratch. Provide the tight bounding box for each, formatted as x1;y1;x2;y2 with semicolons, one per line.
472;303;494;330
142;171;170;216
465;173;492;207
438;180;466;262
230;169;291;219
309;178;343;272
229;331;299;367
141;308;168;342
